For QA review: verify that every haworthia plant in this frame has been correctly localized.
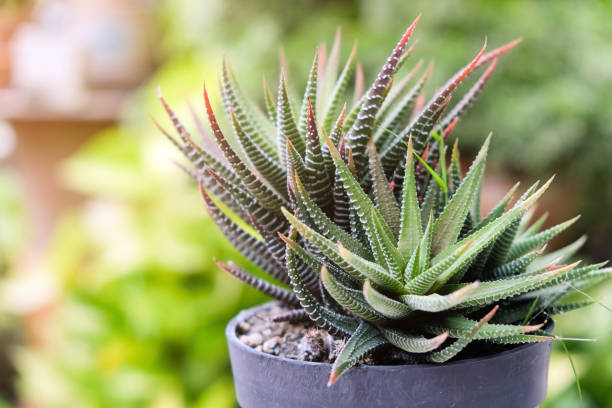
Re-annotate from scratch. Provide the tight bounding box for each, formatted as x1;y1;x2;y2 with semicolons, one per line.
160;16;610;385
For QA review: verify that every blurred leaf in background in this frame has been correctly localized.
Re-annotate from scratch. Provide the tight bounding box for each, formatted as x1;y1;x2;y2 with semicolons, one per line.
0;168;25;406
12;0;612;407
0;169;26;260
16;119;266;407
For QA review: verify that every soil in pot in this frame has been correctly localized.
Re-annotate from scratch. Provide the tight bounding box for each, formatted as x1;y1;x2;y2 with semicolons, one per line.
237;301;548;366
236;302;344;363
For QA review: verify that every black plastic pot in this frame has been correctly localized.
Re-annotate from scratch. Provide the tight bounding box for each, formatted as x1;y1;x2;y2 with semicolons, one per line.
227;302;553;408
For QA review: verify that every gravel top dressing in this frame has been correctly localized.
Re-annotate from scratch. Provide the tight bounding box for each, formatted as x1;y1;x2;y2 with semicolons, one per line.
236;303;347;363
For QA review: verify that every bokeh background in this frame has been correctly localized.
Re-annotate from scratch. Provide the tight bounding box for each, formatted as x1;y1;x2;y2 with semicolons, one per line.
0;0;611;407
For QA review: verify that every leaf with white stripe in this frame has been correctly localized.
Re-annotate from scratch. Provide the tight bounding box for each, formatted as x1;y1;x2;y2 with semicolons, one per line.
397;138;422;259
298;51;319;136
277;73;306;168
363;280;413;318
383;329;448;354
329;321;387;385
337;242;407;294
427;305;498;363
321;265;388;322
431;134;489;257
401;281;479;312
346;15;420;173
368;140;400;238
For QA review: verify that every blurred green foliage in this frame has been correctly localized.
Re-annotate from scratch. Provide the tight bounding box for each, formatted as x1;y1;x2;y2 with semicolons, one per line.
0;169;25;406
16;124;266;407
11;0;612;407
0;169;25;262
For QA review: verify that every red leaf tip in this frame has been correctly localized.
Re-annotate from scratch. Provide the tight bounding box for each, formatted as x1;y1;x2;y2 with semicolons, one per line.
215;260;230;271
328;369;339;387
401;13;422;45
444;117;460;139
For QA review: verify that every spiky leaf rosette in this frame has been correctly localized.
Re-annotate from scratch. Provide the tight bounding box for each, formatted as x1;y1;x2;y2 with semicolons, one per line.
160;16;610;384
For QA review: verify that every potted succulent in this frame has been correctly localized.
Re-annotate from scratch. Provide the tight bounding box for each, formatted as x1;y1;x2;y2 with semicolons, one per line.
158;15;610;408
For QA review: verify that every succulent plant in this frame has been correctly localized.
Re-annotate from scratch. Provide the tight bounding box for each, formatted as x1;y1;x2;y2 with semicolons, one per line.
158;14;610;384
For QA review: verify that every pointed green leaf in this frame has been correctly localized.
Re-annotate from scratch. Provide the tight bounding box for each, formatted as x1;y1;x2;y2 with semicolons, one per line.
323;42;357;131
425;182;553;290
383;329;448;354
397;141;422;259
446;261;581;309
303;100;333;210
229;109;286;193
220;59;277;154
321;266;388;322
484;180;543;266
278;232;322;274
290;170;370;259
298;51;319;136
431;134;490;256
322;109;346;187
432;176;554;265
405;238;474;294
528;235;586;272
277;73;306;168
413;147;448;193
381;41;487;175
286;139;308;186
204;83;288;212
368;140;400;238
337;242;407;294
217;261;298;305
200;185;285;280
282;207;365;280
324;130;402;275
345;17;420;173
427;305;498;362
329;321;387;385
486;334;556;344
369;208;405;280
449;139;462;197
363;280;413;318
484;250;538;280
483;218;520;269
427;314;544;340
263;76;277;124
318;28;342;115
403;243;420;282
420;171;443;224
539;263;610;290
286;236;358;336
440;58;498;130
401;281;479;311
416;215;434;273
507;216;580;261
547;300;595;315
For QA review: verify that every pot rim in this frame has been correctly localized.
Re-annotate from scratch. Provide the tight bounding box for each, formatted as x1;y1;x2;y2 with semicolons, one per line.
226;301;555;371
